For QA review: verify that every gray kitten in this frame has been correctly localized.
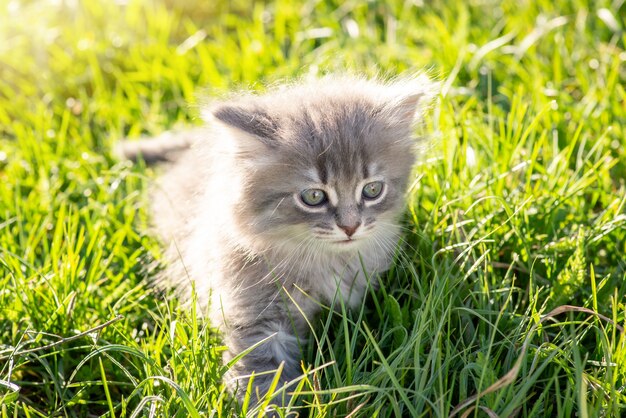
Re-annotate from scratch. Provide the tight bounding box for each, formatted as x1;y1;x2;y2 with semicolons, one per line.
119;74;437;412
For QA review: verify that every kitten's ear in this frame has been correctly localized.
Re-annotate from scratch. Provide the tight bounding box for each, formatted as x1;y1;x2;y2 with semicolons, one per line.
384;75;440;125
203;103;279;146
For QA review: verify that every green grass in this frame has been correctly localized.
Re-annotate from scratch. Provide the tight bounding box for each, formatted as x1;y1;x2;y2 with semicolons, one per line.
1;0;625;416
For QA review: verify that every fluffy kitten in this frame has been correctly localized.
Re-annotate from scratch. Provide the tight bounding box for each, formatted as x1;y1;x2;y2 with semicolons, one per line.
120;74;437;411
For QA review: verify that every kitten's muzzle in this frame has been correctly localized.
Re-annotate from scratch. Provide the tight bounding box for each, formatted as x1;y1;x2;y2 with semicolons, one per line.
337;222;361;237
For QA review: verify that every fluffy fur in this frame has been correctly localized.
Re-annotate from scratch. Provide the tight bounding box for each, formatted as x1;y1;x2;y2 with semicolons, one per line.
121;74;438;410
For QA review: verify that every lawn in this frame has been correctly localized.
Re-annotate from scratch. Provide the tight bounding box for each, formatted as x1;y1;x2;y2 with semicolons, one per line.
1;0;625;416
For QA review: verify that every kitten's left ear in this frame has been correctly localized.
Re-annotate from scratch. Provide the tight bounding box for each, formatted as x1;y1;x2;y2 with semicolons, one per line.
203;102;280;146
385;74;440;125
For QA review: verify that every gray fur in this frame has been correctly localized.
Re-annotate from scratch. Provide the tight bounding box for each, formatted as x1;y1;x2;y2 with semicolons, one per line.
126;74;437;412
114;129;198;163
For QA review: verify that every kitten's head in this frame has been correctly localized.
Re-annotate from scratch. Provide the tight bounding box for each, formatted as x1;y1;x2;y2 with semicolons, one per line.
206;74;438;254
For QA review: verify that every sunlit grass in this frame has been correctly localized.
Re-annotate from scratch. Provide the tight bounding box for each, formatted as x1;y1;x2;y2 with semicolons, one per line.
1;0;625;416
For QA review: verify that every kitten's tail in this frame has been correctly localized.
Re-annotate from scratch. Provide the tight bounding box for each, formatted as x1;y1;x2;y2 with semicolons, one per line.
115;129;202;164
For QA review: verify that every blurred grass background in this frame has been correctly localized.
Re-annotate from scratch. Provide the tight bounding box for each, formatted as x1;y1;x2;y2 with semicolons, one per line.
1;0;625;416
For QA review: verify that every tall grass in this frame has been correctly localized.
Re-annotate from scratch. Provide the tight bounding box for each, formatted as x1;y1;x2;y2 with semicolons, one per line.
1;0;625;416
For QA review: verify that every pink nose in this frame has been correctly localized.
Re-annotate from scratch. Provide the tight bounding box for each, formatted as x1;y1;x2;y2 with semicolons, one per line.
338;223;360;237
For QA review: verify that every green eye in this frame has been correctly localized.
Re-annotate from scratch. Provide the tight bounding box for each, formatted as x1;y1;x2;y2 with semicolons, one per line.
362;181;384;200
300;188;327;206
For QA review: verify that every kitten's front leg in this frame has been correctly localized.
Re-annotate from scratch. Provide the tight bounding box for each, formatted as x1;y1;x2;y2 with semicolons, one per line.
223;316;307;411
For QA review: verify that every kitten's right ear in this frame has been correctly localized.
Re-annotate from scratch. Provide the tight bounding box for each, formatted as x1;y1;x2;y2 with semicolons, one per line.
382;74;440;126
204;103;279;146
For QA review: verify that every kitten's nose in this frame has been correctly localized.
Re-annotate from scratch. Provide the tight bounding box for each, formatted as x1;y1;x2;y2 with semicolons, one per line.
338;222;361;237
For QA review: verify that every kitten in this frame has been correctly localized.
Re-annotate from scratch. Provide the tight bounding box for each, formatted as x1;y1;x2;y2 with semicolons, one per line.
119;74;437;412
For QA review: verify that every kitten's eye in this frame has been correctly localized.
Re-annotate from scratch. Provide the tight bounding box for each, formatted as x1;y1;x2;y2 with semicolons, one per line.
362;181;384;200
300;189;327;206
